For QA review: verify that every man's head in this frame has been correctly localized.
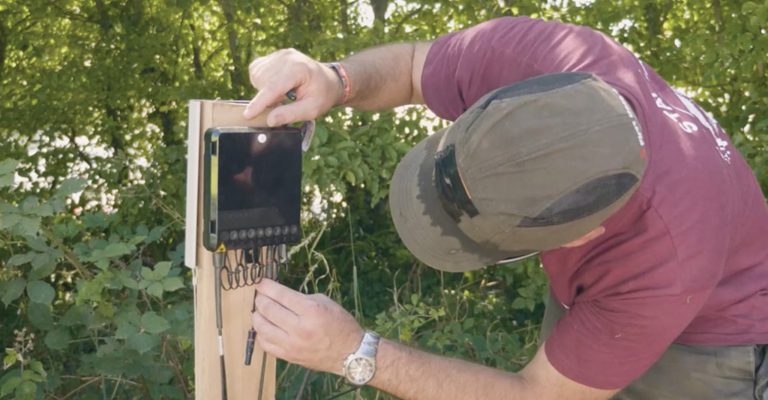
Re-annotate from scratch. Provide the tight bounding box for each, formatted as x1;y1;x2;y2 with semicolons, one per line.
389;72;646;272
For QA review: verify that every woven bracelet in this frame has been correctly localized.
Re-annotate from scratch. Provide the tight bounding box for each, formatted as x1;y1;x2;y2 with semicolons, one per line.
326;62;351;105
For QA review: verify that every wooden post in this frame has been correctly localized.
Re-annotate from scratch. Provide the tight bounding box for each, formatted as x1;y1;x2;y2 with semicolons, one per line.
185;101;276;400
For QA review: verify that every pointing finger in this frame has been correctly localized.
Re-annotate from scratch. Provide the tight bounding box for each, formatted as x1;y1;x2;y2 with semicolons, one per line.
243;77;299;120
254;278;310;314
254;291;300;331
251;308;288;342
266;96;325;126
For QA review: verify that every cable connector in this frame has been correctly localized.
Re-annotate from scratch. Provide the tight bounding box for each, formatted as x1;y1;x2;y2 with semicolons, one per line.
214;243;227;269
244;328;256;365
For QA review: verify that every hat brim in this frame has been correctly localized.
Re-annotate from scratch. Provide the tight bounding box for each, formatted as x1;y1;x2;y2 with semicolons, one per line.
389;129;535;272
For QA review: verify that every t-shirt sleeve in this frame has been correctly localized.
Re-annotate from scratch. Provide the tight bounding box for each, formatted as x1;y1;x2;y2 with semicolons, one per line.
544;293;709;390
422;16;642;121
542;195;726;390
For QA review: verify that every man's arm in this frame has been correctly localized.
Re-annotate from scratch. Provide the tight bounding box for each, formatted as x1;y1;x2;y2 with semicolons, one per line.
243;42;430;126
342;42;430;109
373;338;618;400
251;279;618;400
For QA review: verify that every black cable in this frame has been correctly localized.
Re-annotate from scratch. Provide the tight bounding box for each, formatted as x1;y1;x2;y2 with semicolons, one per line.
257;351;268;400
257;245;275;400
214;243;305;399
245;286;258;366
322;386;358;400
213;248;229;400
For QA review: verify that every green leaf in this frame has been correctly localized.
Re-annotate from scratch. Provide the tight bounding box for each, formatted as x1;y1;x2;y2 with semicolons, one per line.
0;159;18;175
28;254;56;281
28;361;46;379
129;235;147;245
31;252;51;269
44;328;71;351
0;159;18;189
0;213;21;229
21;370;44;383
148;226;166;242
49;197;67;213
117;271;139;290
141;312;170;334
3;350;17;369
102;242;133;258
28;202;54;217
162;277;184;292
27;303;54;330
0;173;13;188
510;297;528;310
96;302;115;318
55;178;86;198
154;261;172;278
147;282;164;298
15;380;36;400
141;266;157;281
0;376;21;397
116;321;139;340
127;333;159;354
76;277;104;303
344;170;356;185
52;221;78;238
21;197;53;217
14;215;41;237
315;124;329;145
61;304;91;327
7;252;35;267
82;213;108;229
1;278;26;305
26;280;55;304
25;237;49;252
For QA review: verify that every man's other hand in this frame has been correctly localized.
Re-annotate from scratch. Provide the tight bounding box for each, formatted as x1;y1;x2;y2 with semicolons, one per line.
251;278;364;374
244;48;343;126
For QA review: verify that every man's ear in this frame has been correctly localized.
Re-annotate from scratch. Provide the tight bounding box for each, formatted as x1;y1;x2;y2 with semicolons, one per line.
562;226;606;248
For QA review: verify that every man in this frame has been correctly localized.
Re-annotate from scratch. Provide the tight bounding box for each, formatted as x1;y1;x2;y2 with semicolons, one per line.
244;17;768;399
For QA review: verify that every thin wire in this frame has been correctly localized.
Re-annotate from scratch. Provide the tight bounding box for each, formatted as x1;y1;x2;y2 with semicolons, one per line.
322;386;358;400
213;250;229;400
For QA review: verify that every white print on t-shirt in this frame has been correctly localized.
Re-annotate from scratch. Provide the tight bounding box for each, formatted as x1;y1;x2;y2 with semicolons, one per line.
613;88;645;147
651;92;732;164
674;92;732;163
638;60;732;164
651;93;699;134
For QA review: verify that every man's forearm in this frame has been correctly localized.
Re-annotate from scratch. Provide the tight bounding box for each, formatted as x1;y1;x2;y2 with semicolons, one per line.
371;339;529;400
341;42;429;110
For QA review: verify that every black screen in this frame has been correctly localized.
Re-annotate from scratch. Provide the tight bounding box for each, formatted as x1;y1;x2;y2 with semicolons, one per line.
217;130;302;229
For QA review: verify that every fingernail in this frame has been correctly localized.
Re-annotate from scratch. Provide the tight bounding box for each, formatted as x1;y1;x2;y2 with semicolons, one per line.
243;107;253;119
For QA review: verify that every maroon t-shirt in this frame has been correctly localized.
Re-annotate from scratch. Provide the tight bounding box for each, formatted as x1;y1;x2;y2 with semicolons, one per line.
422;17;768;389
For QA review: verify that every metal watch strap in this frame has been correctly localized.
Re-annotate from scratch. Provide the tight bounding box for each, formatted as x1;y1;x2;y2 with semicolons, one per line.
343;331;380;386
357;331;379;358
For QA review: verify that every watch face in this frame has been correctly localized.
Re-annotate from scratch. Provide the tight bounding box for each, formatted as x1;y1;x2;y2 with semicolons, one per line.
346;357;375;385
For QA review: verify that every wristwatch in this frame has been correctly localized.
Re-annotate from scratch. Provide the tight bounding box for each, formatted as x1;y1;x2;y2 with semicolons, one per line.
342;331;380;386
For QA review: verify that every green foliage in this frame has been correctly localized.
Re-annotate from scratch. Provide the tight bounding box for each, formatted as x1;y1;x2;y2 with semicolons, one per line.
1;0;765;399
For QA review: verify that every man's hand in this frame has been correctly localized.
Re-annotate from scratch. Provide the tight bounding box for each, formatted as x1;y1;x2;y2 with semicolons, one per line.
251;278;364;374
244;43;430;125
244;48;343;126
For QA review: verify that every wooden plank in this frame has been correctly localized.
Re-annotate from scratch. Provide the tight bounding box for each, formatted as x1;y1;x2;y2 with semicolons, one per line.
187;100;276;400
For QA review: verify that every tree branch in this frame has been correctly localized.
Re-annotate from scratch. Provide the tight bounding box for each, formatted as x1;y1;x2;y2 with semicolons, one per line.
218;0;245;93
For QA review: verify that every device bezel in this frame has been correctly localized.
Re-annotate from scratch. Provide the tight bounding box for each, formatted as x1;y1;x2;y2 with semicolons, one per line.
202;126;302;251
